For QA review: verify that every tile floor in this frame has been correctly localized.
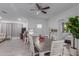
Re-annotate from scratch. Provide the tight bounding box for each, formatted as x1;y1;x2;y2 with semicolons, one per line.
0;38;30;56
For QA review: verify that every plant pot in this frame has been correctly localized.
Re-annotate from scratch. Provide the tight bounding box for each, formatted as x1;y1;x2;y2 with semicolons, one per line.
75;39;79;56
71;36;76;49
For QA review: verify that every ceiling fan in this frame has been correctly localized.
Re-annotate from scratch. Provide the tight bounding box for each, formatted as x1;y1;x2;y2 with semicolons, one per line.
30;3;50;14
1;10;7;14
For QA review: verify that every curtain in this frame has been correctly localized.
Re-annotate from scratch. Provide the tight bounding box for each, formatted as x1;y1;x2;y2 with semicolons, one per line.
0;22;23;38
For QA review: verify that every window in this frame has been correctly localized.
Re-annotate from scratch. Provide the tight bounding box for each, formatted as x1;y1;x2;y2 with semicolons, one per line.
37;24;42;29
62;22;67;32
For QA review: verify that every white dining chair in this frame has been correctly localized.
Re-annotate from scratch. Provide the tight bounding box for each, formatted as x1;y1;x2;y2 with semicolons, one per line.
50;40;64;56
27;35;35;56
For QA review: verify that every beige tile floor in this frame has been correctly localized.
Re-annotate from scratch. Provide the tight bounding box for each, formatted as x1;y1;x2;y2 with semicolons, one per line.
0;38;30;56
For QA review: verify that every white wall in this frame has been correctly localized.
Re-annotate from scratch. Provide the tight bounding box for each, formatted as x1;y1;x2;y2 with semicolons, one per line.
28;18;49;36
48;4;79;40
48;4;79;48
48;4;79;28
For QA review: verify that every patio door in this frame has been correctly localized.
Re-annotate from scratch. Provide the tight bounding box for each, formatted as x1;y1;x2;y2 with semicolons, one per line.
0;22;23;38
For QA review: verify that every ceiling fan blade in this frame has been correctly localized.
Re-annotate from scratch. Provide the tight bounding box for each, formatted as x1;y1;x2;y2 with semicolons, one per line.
41;11;47;14
42;6;50;10
1;10;7;14
36;3;41;9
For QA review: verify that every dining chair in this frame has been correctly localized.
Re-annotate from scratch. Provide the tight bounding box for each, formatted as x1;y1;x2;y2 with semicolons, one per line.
50;40;64;56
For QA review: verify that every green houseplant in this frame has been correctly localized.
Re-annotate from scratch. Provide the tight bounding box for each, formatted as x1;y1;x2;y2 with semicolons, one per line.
65;16;79;49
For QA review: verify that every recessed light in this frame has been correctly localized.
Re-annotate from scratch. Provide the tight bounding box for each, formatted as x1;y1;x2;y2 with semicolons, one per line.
0;16;2;19
18;18;22;21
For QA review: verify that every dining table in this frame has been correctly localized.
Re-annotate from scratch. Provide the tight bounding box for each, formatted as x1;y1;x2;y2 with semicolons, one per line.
32;36;52;55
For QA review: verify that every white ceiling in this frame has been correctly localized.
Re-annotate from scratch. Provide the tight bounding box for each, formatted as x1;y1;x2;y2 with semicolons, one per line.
0;3;78;21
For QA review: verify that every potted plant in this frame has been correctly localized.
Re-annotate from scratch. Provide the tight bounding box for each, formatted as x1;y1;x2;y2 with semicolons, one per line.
65;16;79;51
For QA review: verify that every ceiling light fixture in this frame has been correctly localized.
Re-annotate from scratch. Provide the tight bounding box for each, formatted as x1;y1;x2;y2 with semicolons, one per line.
0;16;2;19
18;18;22;21
36;11;41;15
